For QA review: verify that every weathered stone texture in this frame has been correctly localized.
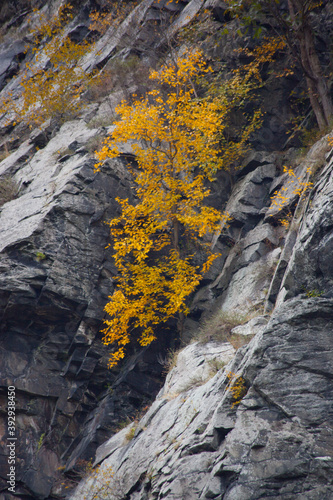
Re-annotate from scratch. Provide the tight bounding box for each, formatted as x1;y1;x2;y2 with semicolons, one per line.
71;297;333;500
0;0;332;498
0;119;165;499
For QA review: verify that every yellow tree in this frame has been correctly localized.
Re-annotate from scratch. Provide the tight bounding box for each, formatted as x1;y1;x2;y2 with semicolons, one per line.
1;4;95;127
89;0;137;35
96;50;261;367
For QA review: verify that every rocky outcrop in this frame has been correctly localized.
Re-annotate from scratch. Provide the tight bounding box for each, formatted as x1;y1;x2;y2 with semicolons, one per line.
69;139;333;499
276;140;333;302
70;298;333;500
0;118;164;498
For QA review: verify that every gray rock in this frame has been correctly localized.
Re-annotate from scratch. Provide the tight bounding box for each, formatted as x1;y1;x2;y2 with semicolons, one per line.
0;118;165;498
219;247;281;314
274;137;333;302
71;296;333;500
159;341;235;398
225;163;277;226
0;40;26;91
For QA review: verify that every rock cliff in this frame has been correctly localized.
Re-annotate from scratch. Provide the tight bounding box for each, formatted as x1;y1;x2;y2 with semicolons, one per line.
70;136;333;500
72;296;333;499
0;1;332;499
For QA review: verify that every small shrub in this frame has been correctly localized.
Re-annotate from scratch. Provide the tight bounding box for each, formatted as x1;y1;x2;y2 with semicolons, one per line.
178;375;207;393
116;417;132;432
226;372;247;408
0;175;19;207
36;251;46;262
305;288;324;298
197;311;250;344
125;424;137;442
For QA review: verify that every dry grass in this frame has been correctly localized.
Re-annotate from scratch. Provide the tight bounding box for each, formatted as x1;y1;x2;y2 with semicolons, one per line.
229;333;254;350
157;347;183;375
125;424;137;442
196;311;251;344
0;175;19;207
87;55;150;105
85;135;105;155
194;310;256;351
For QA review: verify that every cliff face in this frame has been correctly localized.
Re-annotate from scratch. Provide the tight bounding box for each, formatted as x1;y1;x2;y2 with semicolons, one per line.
72;300;333;499
0;1;332;499
71;137;333;500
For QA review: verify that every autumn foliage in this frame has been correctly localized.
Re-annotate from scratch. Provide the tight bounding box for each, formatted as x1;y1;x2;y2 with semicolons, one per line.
1;4;95;127
225;0;333;131
89;0;137;35
96;50;262;367
226;372;247;407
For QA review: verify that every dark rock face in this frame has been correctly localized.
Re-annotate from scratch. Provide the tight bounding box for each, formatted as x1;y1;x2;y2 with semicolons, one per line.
0;121;166;499
0;41;26;92
277;142;333;301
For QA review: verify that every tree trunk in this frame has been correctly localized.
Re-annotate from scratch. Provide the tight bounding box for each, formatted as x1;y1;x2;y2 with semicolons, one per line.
287;0;333;129
173;218;179;252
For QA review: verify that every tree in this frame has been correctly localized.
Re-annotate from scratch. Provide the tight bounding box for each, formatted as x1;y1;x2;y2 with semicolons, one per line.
89;0;137;36
225;0;333;130
96;49;262;367
286;0;332;130
1;4;96;127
